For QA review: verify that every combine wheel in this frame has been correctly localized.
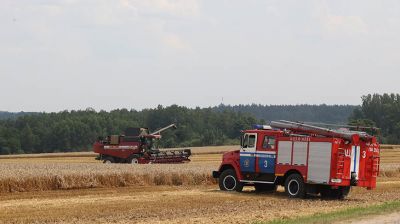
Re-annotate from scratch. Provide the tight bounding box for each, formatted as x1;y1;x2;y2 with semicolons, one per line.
219;169;243;192
103;157;115;164
130;158;139;164
254;183;277;192
284;174;306;198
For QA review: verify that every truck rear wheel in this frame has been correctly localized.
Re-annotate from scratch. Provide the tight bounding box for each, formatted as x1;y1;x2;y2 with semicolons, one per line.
103;157;115;164
285;174;306;198
340;186;351;199
219;169;243;192
321;186;351;200
254;183;277;192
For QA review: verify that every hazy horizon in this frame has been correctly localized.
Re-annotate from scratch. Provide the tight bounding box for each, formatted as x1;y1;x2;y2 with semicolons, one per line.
1;1;399;112
0;103;359;113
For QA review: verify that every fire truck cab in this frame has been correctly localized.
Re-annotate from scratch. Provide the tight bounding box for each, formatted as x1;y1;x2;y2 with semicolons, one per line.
212;122;380;199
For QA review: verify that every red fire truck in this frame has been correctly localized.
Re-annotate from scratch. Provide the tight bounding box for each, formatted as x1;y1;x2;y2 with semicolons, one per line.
212;121;380;199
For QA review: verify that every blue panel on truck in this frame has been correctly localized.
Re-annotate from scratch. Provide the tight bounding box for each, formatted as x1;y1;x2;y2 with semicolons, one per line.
240;153;255;173
258;155;276;173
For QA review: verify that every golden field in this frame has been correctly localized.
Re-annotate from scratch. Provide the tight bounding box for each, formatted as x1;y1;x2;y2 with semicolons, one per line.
0;145;399;223
0;156;218;193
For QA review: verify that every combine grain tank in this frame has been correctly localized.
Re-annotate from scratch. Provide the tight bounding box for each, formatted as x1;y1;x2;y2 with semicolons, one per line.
93;124;191;164
212;121;380;199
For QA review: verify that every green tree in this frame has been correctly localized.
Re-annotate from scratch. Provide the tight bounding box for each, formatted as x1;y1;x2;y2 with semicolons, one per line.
20;124;35;153
349;93;400;144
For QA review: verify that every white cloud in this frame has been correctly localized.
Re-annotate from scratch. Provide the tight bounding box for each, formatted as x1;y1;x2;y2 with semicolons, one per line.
162;33;191;50
322;15;368;37
119;0;200;18
313;1;368;38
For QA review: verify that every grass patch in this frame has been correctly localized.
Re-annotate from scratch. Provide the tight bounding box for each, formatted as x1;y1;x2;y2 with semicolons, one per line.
255;200;400;224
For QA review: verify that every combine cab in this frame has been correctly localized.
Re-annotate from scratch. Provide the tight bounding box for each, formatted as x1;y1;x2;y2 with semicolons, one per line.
93;124;191;164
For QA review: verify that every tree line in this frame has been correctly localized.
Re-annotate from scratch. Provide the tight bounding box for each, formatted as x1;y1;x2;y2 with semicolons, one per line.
0;106;259;155
1;99;397;155
214;104;356;124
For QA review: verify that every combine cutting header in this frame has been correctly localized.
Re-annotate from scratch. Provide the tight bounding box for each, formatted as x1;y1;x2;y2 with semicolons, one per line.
93;124;191;164
213;120;380;199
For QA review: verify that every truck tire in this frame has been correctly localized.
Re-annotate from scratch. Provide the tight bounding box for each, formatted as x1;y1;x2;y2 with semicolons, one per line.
254;183;277;192
320;188;332;199
219;169;243;192
103;157;115;164
285;174;306;198
340;186;351;199
321;186;351;200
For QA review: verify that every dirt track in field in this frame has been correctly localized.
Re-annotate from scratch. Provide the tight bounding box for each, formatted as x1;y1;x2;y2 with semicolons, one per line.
343;212;400;224
1;181;400;224
1;146;400;223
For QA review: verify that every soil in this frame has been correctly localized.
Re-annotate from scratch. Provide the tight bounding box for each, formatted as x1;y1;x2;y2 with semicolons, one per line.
1;180;400;224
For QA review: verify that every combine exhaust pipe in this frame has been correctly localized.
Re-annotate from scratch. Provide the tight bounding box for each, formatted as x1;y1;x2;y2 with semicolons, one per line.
270;120;373;141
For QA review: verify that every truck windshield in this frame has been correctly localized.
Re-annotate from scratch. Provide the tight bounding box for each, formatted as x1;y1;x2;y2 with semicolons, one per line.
263;136;275;149
242;135;248;148
242;134;256;148
248;135;256;148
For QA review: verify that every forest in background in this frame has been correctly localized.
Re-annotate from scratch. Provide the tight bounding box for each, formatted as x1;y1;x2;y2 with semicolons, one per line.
0;106;259;154
213;104;356;124
0;104;354;155
0;96;399;155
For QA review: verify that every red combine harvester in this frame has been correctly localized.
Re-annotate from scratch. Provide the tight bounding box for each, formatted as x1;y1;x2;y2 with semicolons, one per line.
213;120;380;199
93;124;191;164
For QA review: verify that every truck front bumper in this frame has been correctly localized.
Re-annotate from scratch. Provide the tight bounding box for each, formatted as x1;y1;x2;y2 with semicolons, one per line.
212;171;220;178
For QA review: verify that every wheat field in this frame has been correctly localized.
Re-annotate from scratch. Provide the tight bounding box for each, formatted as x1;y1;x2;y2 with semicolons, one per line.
0;146;399;194
0;162;217;193
1;146;400;224
0;153;222;193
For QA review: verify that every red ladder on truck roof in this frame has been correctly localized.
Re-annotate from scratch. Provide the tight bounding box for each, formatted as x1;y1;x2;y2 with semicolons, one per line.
336;148;346;178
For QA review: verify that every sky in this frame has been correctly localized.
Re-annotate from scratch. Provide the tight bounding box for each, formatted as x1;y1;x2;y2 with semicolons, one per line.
1;0;399;112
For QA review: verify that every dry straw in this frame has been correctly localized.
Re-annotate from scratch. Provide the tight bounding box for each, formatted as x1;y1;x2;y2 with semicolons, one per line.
0;163;217;193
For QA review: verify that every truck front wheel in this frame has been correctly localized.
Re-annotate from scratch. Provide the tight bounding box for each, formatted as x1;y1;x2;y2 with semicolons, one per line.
219;169;243;192
285;174;306;198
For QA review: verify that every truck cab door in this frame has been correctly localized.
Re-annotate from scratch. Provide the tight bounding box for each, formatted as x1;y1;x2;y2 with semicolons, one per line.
257;136;276;174
240;133;257;173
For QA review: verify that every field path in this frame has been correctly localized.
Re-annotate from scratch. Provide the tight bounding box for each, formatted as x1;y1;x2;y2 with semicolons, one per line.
339;211;400;224
1;181;400;224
